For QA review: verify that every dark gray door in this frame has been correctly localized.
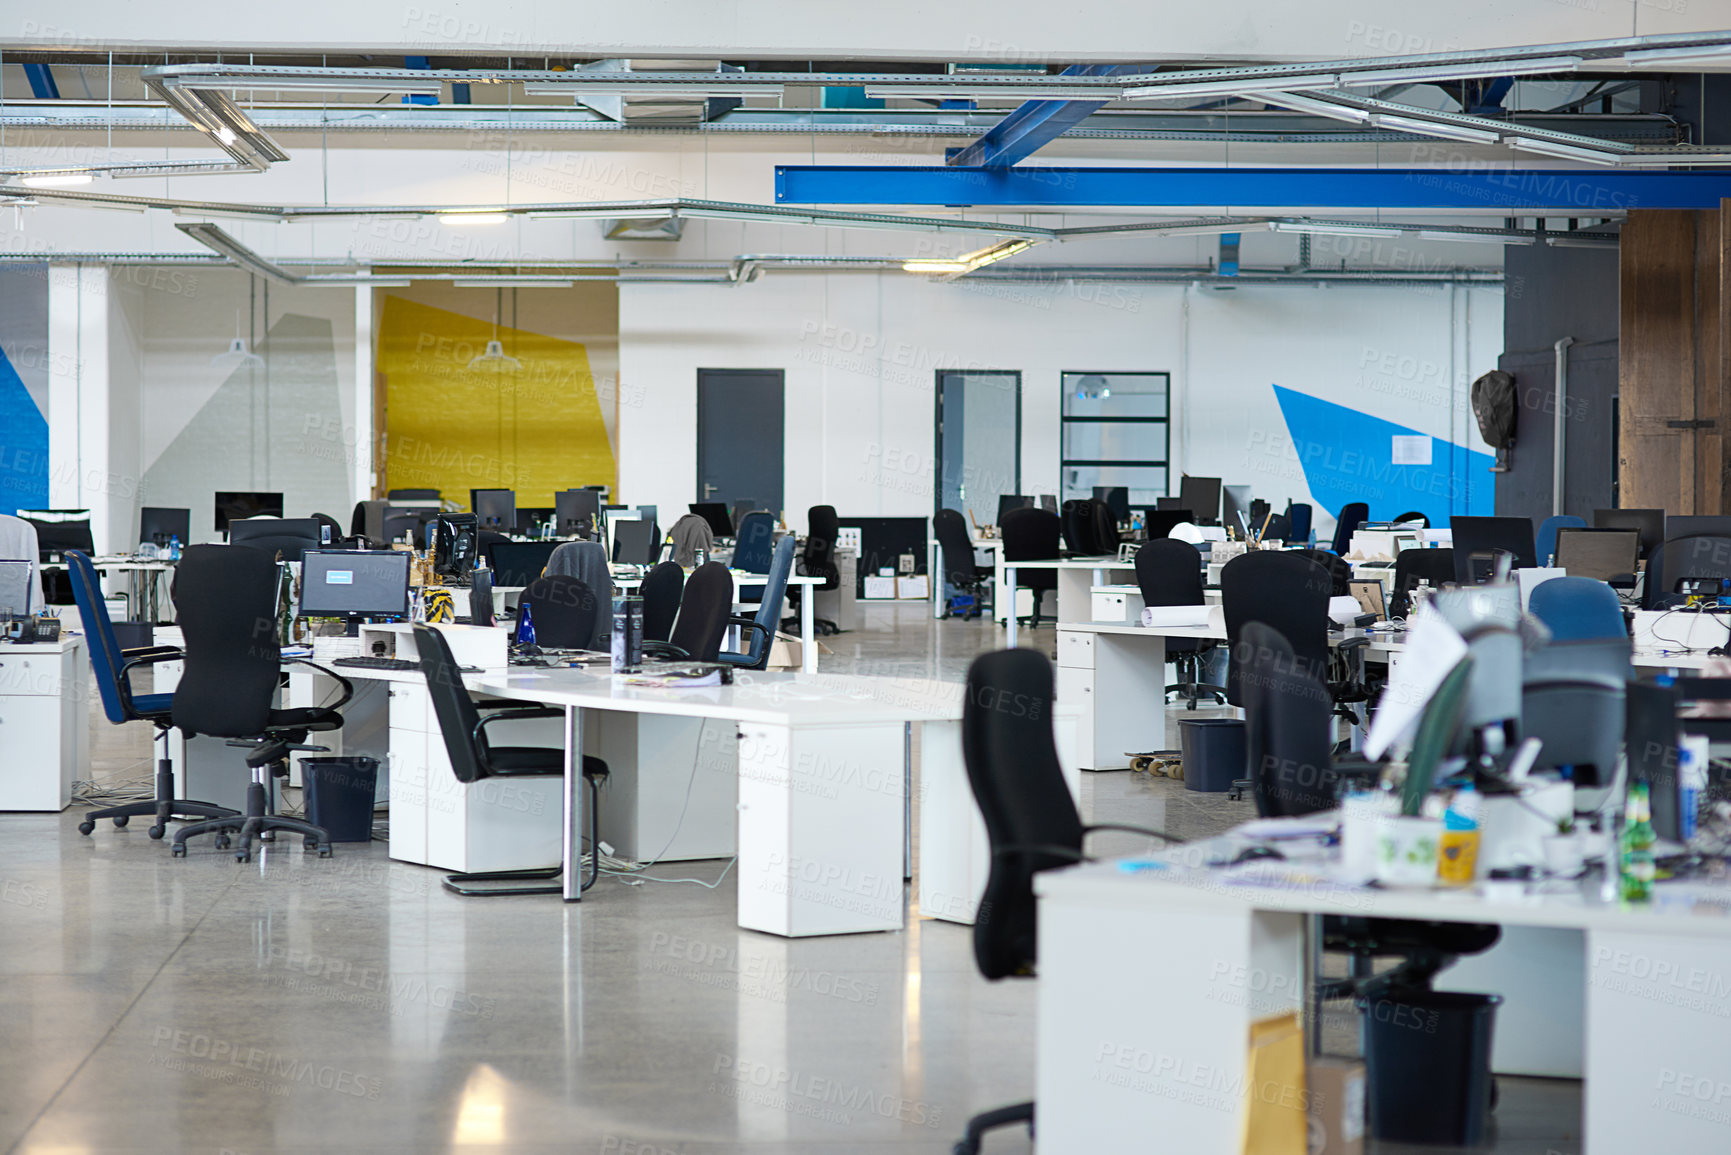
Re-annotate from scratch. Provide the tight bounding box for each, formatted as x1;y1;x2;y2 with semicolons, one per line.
697;369;785;516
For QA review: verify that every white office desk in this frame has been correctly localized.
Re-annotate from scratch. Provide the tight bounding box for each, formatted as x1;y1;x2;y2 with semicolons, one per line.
1035;851;1731;1153
473;667;964;936
0;635;89;811
1001;556;1138;646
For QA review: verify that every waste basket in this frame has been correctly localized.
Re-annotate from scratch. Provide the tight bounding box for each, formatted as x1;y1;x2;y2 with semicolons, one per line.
1358;989;1501;1145
1178;718;1246;793
301;756;379;843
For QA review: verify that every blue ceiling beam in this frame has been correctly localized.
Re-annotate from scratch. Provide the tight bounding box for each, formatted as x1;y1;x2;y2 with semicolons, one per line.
775;165;1731;212
23;64;60;100
947;64;1136;169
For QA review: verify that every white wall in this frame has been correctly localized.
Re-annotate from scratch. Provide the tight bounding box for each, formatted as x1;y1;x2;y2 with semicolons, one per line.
621;274;1501;535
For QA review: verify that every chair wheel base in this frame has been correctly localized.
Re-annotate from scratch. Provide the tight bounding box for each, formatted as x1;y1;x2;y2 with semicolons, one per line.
112;815;129;828
148;825;166;840
170;844;187;857
77;820;95;836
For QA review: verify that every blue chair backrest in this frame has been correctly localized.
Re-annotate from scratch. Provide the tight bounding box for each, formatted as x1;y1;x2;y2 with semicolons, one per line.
66;550;131;725
733;510;777;574
1528;576;1625;641
732;536;795;666
1535;515;1587;566
1286;503;1313;544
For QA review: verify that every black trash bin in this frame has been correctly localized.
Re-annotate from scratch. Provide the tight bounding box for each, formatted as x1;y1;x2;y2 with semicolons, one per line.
1358;990;1501;1145
301;757;380;843
1178;717;1246;792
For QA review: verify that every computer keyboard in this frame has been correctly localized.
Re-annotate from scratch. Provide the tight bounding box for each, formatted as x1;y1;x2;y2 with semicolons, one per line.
331;655;421;671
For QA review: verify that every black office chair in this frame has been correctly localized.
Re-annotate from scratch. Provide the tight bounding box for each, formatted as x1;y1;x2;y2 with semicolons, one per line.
1059;499;1096;556
1221;551;1368;733
522;575;604;650
733;510;777;576
415;625;609;895
1645;534;1731;609
784;504;841;636
639;561;685;643
1000;506;1060;630
1294;548;1352;597
934;508;992;620
954;648;1176;1155
644;561;733;662
68;550;240;840
1391;547;1455;618
167;545;353;862
476;528;511;570
1134;539;1225;708
1392;510;1430;527
1090;499;1119;555
1330;501;1371;555
1286;502;1313;544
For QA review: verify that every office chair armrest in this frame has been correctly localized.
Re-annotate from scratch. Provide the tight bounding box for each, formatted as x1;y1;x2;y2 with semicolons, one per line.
1082;822;1181;844
641;640;691;660
472;706;564;746
281;657;356;712
1336;636;1370;652
114;647;186;712
991;843;1087;864
728;616;773;645
119;644;181;661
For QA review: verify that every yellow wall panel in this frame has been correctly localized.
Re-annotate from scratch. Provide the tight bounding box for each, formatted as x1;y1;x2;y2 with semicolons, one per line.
377;294;616;507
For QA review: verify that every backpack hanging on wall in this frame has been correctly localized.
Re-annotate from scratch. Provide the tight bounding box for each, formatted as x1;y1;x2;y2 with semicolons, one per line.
1471;369;1518;473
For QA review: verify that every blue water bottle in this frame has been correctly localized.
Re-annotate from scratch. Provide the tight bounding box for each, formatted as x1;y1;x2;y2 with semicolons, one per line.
514;600;536;647
168;534;182;561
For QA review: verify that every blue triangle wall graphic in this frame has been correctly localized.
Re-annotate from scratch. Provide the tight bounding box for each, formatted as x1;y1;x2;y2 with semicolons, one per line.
1271;384;1493;525
0;344;48;513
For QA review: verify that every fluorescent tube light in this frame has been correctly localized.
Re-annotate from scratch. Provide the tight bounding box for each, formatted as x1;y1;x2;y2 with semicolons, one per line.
1509;139;1621;165
1618;45;1731;70
1345;57;1582;86
902;260;968;274
438;212;511;225
1416;229;1536;246
1271;221;1403;239
1372;115;1502;144
1254;92;1371;123
19;172;95;187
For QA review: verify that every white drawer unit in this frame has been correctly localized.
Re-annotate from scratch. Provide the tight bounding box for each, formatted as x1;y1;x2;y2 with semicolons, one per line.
1056;629;1095;669
0;637;88;812
1055;627;1176;771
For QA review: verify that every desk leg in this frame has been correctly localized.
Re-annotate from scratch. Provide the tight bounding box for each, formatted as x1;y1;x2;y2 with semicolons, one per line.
903;722;913;882
1005;565;1019;648
801;585;817;674
931;542;944;620
561;705;586;902
1584;928;1731;1152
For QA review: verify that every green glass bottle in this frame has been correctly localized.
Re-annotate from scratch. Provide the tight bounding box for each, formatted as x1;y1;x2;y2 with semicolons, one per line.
1619;781;1657;903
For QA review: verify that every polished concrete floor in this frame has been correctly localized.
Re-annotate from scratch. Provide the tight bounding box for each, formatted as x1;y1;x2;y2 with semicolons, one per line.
1;604;1580;1153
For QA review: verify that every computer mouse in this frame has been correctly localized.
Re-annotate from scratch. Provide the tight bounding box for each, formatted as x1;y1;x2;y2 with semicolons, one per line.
1231;845;1285;865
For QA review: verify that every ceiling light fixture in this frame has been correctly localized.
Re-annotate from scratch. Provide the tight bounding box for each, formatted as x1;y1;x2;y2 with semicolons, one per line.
1271;221;1403;239
1617;45;1731;70
438;212;511;225
1253;92;1371;123
19;172;95;187
1509;139;1622;165
1416;229;1537;246
903;238;1040;276
1371;114;1502;145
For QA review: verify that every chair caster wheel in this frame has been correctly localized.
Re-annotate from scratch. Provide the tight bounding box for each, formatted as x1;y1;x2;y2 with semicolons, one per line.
112;816;129;828
78;820;96;836
148;825;166;840
214;834;231;850
170;843;187;857
317;846;333;859
235;850;252;863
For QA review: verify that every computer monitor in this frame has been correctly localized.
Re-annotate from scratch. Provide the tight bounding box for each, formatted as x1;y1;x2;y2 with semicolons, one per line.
18;511;95;561
1177;476;1222;525
636;504;658;529
1623;680;1681;841
1136;509;1195;539
0;560;31;616
488;541;560;587
470;489;516;533
228;517;322;563
557;489;602;539
689;502;734;538
514;507;553;534
1092;486;1130;524
1553;528;1640;582
297;549;411;620
612;519;660;566
1449;516;1536;584
214;491;284;533
1222;485;1252;536
139;507;191;548
1593;508;1665;559
1037;495;1058;513
433;513;479;579
1666;515;1731;542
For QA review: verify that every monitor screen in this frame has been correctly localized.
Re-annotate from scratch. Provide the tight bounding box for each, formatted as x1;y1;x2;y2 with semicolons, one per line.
1593;508;1664;558
229;517;323;563
1666;515;1731;542
139;507;191;548
298;550;411;618
612;519;659;565
1449;516;1536;583
514;506;553;534
433;513;479;578
0;560;31;616
1554;528;1640;582
1037;495;1058;513
1177;476;1222;524
470;489;516;532
1092;486;1130;523
1222;485;1252;535
557;489;602;538
1136;509;1195;539
214;491;284;533
18;511;95;560
489;541;560;587
1627;680;1682;841
689;502;734;538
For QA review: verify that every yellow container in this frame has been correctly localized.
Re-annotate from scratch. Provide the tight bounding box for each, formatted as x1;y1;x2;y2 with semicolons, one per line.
1437;829;1480;886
